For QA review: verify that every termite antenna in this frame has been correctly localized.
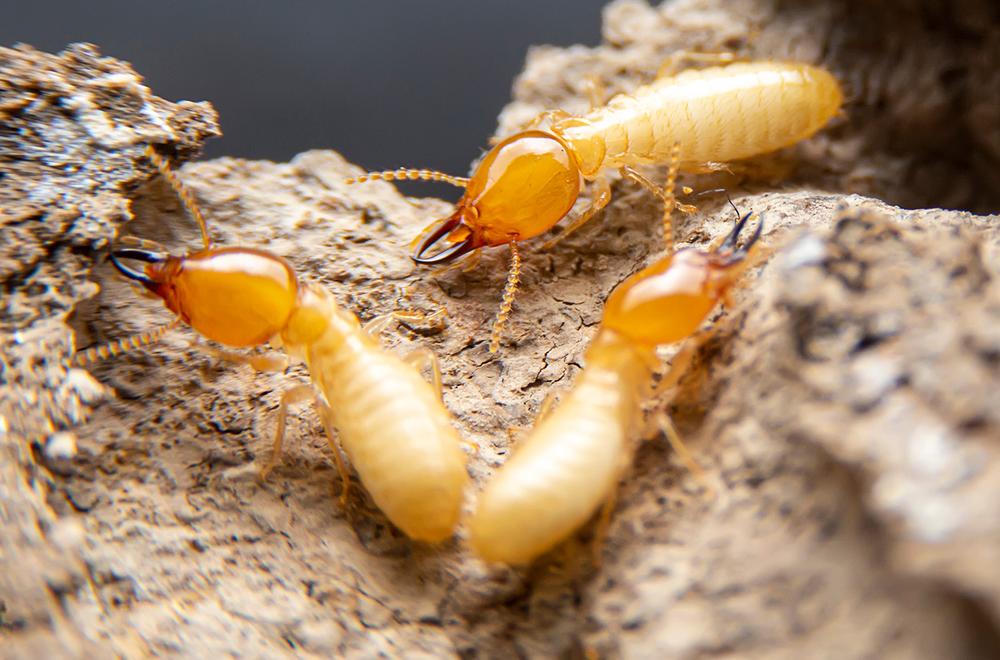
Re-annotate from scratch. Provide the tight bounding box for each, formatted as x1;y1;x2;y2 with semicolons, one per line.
73;319;181;366
344;168;470;189
695;191;742;230
489;241;521;354
692;187;728;198
689;187;740;222
725;194;740;222
145;145;212;250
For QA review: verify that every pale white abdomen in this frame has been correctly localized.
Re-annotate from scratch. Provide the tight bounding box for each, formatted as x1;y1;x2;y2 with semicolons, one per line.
309;333;467;542
560;62;843;174
468;364;642;564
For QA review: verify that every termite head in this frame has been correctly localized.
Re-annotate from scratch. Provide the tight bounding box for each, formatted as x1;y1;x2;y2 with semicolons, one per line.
110;245;299;347
602;212;764;348
413;130;582;264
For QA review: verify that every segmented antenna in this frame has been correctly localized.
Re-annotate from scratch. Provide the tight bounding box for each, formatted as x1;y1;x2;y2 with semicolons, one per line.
489;241;521;354
344;168;469;188
662;141;682;253
144;145;212;249
73;320;180;367
725;194;741;222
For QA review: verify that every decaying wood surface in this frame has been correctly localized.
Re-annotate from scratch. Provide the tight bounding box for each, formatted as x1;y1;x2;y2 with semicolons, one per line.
2;1;999;657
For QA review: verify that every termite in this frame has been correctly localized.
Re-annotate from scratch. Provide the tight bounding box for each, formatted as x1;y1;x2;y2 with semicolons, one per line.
79;146;469;543
346;60;841;352
466;202;766;565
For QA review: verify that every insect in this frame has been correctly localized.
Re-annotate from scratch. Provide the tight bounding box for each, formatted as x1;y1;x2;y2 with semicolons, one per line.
82;146;469;543
465;202;766;565
346;60;841;352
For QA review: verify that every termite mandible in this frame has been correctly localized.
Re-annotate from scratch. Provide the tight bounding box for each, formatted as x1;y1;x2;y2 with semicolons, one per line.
78;146;470;543
347;59;841;352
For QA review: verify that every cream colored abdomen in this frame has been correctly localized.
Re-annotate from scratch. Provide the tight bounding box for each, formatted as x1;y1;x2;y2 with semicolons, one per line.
311;337;467;542
563;62;843;172
468;367;639;564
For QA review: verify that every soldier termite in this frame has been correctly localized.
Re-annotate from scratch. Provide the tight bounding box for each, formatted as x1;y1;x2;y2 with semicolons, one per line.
346;60;841;352
78;146;469;543
466;204;767;565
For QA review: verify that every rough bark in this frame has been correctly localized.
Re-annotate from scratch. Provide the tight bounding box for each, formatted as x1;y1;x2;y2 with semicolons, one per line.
2;1;999;658
0;43;219;657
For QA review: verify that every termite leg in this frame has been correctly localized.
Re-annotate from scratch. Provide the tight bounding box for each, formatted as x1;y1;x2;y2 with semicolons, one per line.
314;397;352;506
655;411;715;498
488;240;522;354
651;326;720;400
656;50;741;78
258;384;314;481
540;174;613;251
620;143;681;252
244;353;289;372
365;308;449;341
401;347;443;398
362;314;397;337
197;345;289;372
363;286;450;341
393;307;448;331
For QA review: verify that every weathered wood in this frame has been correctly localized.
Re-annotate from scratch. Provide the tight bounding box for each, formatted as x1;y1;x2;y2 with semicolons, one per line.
2;1;999;656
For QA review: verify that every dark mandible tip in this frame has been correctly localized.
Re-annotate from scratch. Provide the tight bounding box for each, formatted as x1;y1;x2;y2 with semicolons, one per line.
411;215;476;265
718;211;763;253
109;246;168;286
412;237;477;264
745;212;764;248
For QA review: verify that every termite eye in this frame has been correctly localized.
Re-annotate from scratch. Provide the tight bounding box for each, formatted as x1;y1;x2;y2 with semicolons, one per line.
167;247;299;347
463;130;582;245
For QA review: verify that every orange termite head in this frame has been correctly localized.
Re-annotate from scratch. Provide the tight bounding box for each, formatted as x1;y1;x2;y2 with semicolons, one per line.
110;245;299;348
413;130;582;264
602;212;764;349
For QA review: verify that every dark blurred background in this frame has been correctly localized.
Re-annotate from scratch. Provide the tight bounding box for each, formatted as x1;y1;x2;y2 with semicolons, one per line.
2;1;607;184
